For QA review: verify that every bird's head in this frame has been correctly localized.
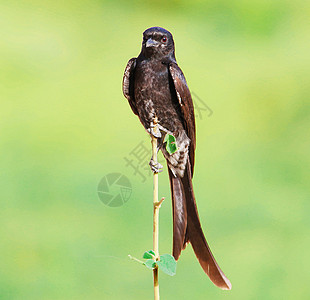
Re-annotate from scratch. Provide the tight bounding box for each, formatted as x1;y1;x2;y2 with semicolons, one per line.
141;27;175;59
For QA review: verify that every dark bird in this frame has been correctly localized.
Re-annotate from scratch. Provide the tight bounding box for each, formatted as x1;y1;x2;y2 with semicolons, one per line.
122;27;231;290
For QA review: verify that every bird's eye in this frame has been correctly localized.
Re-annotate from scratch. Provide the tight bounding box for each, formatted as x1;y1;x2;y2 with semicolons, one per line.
161;36;167;43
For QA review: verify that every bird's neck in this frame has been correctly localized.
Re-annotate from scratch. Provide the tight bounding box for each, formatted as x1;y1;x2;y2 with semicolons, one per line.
138;52;176;64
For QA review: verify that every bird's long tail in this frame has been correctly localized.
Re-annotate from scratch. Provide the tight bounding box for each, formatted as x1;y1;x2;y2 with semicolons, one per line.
168;160;232;290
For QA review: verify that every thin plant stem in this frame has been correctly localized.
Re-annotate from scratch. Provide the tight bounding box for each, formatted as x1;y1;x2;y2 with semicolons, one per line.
152;116;160;300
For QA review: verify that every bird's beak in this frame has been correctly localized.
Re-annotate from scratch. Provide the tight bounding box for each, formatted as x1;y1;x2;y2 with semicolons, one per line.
146;38;159;48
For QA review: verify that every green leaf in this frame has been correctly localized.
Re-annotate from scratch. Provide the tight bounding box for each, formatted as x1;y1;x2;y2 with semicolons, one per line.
164;134;178;154
143;250;156;259
143;259;156;270
157;254;177;276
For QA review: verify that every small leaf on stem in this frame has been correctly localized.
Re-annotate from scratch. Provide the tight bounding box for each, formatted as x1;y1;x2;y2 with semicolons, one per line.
164;134;178;154
144;259;157;270
143;250;156;259
157;254;177;276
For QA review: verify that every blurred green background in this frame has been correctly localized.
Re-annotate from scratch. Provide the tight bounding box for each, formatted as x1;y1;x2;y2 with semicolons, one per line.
1;0;309;299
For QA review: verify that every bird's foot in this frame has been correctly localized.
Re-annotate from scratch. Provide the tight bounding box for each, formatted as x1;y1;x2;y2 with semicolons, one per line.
149;158;163;173
147;122;173;139
147;121;162;138
157;124;173;135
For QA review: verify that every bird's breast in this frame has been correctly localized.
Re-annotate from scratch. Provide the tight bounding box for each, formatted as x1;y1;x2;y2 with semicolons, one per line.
134;59;183;133
135;62;169;92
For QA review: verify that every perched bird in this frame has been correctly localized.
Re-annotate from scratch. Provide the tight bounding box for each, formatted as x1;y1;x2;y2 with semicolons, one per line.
122;27;231;290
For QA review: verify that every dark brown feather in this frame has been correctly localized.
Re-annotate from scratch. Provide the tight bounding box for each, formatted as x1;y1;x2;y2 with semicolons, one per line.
169;63;196;176
168;167;187;260
167;61;231;288
122;58;138;115
181;160;232;290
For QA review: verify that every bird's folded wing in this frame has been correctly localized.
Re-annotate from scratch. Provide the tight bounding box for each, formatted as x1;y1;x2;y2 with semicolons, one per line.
123;58;138;115
169;62;196;176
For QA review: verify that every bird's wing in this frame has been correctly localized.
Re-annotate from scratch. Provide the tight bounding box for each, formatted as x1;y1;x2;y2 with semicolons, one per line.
169;62;196;176
122;58;138;115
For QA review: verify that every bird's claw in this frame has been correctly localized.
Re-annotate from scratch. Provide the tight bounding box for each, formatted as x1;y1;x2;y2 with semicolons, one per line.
157;124;173;135
149;159;163;173
148;121;162;138
148;121;173;138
